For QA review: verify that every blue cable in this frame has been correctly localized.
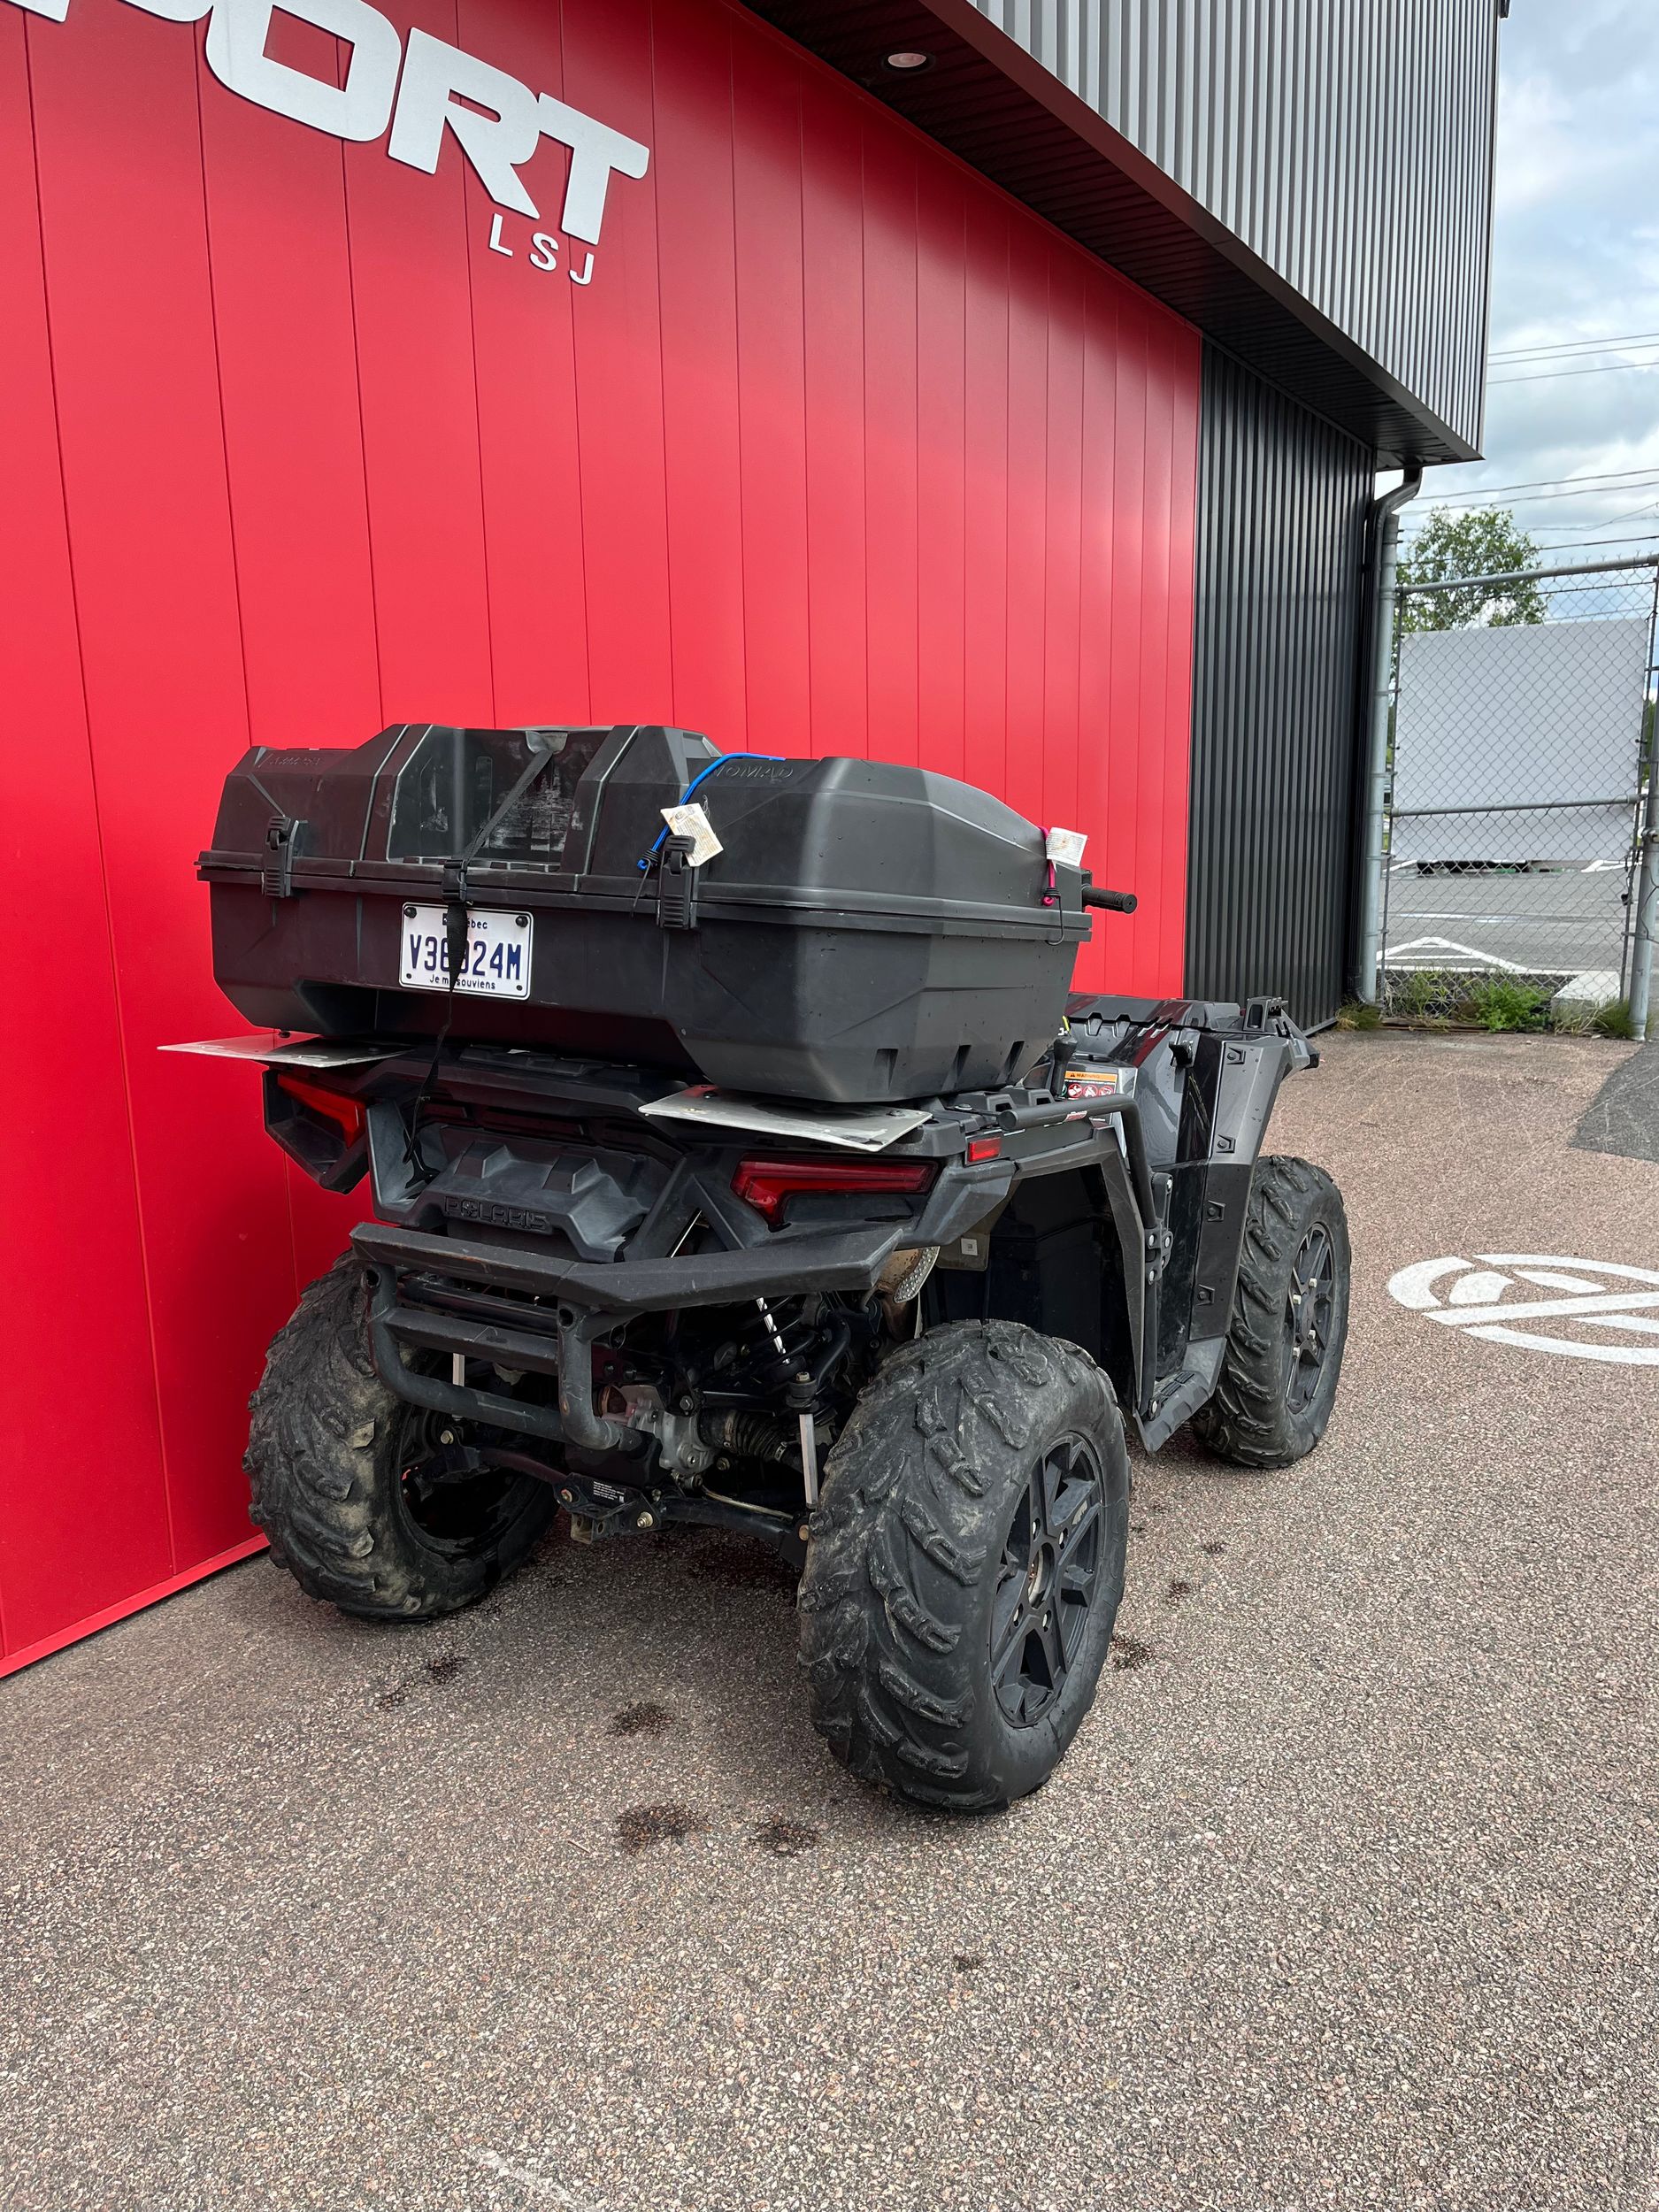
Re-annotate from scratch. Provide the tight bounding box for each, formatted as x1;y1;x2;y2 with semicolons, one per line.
636;750;785;869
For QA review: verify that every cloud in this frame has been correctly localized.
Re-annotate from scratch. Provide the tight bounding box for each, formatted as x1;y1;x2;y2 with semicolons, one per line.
1402;0;1659;562
1494;75;1585;217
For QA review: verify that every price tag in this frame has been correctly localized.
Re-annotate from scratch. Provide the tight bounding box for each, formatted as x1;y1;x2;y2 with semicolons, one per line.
660;802;724;867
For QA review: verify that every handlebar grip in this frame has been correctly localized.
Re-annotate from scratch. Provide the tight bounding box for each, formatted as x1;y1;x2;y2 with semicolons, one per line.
1081;887;1138;913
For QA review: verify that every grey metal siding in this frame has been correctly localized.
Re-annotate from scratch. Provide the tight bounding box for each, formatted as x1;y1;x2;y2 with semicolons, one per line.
969;0;1499;453
1187;345;1372;1026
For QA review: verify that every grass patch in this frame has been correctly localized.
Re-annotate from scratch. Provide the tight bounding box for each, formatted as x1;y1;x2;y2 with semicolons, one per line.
1455;976;1554;1033
1378;969;1638;1038
1391;969;1452;1026
1334;1000;1383;1030
1591;997;1639;1040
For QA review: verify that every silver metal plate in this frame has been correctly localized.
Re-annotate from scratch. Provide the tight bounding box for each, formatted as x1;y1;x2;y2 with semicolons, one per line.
159;1034;403;1070
639;1085;929;1153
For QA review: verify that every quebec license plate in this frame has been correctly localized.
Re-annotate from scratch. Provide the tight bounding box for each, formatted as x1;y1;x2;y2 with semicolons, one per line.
397;904;533;999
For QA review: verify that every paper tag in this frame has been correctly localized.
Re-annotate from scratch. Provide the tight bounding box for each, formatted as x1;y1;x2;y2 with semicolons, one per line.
1045;826;1087;867
660;802;724;866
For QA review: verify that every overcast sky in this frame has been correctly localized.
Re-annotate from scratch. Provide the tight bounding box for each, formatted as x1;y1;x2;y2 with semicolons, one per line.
1398;0;1659;561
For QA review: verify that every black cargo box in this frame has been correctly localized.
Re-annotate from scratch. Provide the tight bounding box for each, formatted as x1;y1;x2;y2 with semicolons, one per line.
199;724;1091;1104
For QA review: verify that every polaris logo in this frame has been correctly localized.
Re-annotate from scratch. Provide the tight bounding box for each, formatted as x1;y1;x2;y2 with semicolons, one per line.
9;0;649;282
444;1196;556;1236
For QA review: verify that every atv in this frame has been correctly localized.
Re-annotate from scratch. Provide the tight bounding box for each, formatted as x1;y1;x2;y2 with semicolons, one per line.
193;724;1350;1809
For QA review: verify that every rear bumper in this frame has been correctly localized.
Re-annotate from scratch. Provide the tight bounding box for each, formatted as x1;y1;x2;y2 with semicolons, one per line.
352;1214;905;1452
349;1217;904;1314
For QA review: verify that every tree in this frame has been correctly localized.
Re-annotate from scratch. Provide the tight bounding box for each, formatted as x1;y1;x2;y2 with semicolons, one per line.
1396;507;1547;632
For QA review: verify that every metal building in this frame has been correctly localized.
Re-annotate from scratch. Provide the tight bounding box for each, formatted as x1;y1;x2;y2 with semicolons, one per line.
755;0;1502;1021
0;0;1499;1670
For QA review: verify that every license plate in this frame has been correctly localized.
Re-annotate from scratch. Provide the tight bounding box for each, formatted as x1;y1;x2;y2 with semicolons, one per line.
397;904;533;999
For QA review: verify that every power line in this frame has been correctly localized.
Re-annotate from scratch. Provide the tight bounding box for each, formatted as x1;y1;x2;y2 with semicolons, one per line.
1531;531;1659;554
1395;464;1659;500
1488;357;1659;388
1402;477;1659;519
1489;328;1659;362
1549;497;1659;535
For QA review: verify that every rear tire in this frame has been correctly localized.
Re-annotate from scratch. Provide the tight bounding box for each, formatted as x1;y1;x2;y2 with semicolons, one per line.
1193;1155;1350;1470
246;1255;556;1621
798;1321;1129;1811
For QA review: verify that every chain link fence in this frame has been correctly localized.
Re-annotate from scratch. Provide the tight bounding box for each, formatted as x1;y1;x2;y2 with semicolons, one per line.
1376;557;1659;1029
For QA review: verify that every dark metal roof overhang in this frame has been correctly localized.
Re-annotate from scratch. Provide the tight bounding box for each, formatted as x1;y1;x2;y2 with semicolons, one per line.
741;0;1477;466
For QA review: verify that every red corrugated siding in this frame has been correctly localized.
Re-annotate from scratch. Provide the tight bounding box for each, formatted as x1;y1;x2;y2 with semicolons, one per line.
0;0;1200;1669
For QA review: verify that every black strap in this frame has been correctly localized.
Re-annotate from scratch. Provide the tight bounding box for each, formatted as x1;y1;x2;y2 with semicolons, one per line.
406;740;563;1187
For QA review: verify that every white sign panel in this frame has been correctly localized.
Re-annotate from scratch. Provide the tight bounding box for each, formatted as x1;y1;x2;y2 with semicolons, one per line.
1393;617;1648;863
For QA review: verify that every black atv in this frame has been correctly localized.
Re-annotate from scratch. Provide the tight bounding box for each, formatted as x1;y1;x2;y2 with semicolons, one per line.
191;723;1350;1810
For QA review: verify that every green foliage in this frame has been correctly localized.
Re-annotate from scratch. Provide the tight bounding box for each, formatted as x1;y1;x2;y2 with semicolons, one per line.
1390;969;1451;1024
1335;1000;1383;1030
1378;968;1637;1037
1455;976;1554;1033
1397;509;1547;632
1591;997;1638;1041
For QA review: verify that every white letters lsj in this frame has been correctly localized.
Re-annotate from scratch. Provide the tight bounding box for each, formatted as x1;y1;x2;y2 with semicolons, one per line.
6;0;650;250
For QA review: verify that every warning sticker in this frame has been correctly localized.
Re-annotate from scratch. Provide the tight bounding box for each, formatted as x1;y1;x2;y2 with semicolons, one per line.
1063;1066;1127;1100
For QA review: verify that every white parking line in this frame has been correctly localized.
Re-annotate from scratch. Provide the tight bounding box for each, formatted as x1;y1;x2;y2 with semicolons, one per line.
1382;935;1529;972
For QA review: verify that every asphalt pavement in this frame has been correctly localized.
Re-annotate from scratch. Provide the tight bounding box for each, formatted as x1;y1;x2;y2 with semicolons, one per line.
1382;863;1632;978
3;1030;1657;2212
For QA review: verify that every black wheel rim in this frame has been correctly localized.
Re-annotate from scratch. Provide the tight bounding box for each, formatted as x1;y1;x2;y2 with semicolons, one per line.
989;1434;1106;1728
1285;1223;1336;1412
397;1413;524;1551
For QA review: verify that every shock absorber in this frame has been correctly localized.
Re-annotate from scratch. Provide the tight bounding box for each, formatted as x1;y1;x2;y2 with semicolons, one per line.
752;1296;838;1511
754;1294;788;1360
747;1296;818;1379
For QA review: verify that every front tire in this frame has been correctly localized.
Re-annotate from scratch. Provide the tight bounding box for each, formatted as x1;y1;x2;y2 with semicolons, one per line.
246;1255;557;1621
798;1321;1129;1811
1193;1155;1351;1470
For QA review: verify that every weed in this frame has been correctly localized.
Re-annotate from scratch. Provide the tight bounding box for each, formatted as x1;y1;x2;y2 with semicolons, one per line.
1387;968;1458;1025
1591;997;1638;1041
1334;1000;1382;1031
1457;976;1553;1033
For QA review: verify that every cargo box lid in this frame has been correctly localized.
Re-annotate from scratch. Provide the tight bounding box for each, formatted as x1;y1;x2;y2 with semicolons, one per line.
200;724;1088;941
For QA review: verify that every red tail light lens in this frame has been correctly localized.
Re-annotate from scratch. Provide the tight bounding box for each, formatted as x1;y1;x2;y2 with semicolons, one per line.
275;1072;366;1145
733;1156;934;1225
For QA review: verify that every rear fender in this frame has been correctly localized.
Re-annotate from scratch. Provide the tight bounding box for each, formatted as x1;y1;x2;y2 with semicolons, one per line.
922;1155;1147;1413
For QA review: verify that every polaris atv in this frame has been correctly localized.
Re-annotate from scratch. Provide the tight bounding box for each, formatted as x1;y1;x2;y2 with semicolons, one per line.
193;724;1350;1810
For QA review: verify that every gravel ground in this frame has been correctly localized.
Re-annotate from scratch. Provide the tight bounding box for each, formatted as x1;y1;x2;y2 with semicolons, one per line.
2;1030;1655;2212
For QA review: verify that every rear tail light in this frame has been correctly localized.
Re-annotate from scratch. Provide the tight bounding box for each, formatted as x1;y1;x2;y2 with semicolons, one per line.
274;1072;366;1142
265;1070;369;1192
733;1156;934;1225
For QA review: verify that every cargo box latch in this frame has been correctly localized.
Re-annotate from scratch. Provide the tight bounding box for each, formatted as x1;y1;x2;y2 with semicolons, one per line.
655;833;701;931
262;814;305;898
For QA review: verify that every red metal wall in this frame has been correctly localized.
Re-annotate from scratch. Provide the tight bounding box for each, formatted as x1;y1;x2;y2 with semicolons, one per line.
0;0;1200;1673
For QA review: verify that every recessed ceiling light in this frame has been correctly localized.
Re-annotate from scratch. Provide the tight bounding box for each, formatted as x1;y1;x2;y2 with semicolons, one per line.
883;50;933;73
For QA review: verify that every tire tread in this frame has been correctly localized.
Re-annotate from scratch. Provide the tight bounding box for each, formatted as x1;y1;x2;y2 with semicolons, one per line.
798;1319;1126;1810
